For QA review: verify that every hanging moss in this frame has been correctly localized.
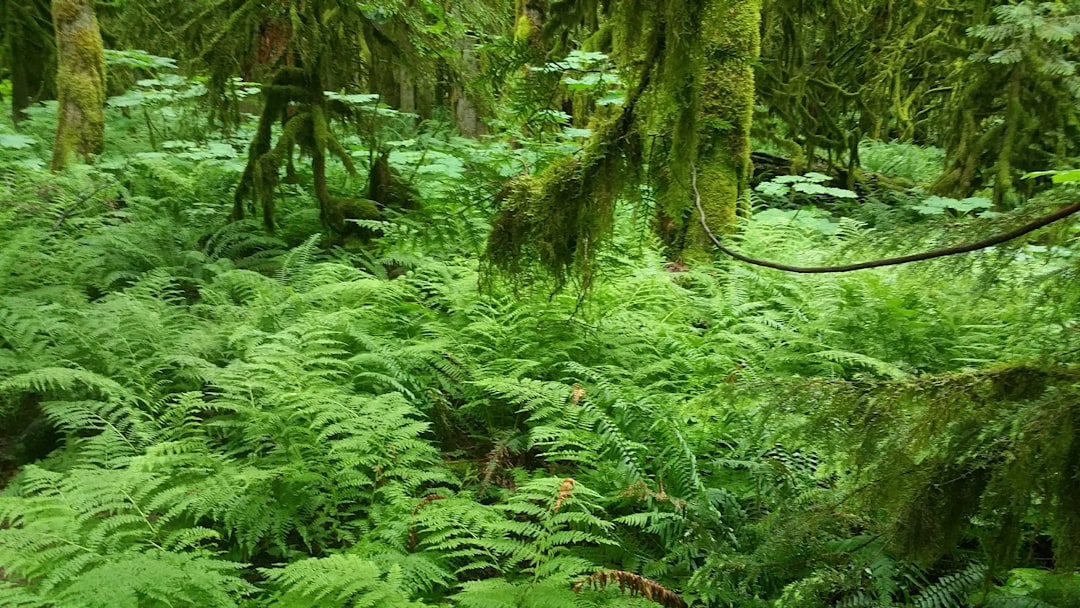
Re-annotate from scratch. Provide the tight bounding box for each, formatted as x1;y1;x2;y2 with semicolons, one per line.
485;106;640;290
486;0;762;286
50;0;106;171
893;463;990;565
485;158;607;290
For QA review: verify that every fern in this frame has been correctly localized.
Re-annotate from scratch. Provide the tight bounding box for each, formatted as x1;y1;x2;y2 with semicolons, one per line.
260;554;430;607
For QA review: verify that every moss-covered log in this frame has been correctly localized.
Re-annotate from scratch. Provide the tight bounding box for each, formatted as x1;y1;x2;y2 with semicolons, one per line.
49;0;105;170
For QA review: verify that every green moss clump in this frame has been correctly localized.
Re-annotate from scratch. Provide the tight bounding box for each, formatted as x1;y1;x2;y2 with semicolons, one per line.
486;159;597;289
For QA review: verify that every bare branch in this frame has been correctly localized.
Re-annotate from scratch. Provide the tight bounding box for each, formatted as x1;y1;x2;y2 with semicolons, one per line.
692;166;1080;273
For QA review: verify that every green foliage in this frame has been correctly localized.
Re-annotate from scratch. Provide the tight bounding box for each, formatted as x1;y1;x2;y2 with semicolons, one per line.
2;140;1079;605
3;7;1080;605
909;195;994;218
858;140;946;185
755;172;858;205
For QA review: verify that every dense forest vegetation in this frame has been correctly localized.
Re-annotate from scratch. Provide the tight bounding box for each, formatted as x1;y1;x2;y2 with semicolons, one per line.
1;1;1079;606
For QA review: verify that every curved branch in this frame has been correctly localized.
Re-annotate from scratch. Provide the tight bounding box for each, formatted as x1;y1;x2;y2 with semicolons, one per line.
692;167;1080;274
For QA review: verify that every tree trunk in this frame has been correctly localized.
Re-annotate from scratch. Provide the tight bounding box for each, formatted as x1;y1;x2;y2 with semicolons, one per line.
451;37;485;137
363;23;402;109
50;0;105;170
5;0;54;123
514;0;546;49
685;0;761;252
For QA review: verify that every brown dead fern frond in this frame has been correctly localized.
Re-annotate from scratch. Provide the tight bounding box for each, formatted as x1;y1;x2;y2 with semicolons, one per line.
553;478;576;512
571;384;586;405
572;570;686;608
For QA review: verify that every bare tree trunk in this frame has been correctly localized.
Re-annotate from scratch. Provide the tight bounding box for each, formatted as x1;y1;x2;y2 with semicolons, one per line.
5;0;54;123
50;0;105;170
452;38;485;137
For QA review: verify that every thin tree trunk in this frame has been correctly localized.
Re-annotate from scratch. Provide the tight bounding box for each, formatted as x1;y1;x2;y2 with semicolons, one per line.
50;0;105;170
6;0;54;123
452;37;485;137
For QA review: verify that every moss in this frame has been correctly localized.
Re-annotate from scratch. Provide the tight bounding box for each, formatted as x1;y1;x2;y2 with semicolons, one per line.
486;0;763;286
629;0;760;258
368;153;419;211
51;0;82;23
893;463;989;564
50;0;106;171
787;365;1080;573
234;67;359;234
485;116;630;291
324;197;383;240
513;0;545;49
682;0;760;255
514;13;534;44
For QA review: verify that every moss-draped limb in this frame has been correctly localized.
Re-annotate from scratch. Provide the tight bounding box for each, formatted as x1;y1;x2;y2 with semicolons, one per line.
50;0;106;170
234;67;360;234
486;0;762;285
784;365;1080;572
255;110;310;231
486;89;643;290
232;68;299;225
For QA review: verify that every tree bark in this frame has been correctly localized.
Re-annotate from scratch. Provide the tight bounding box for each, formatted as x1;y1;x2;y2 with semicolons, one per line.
363;22;402;109
451;37;485;137
50;0;105;170
5;0;54;122
684;0;761;254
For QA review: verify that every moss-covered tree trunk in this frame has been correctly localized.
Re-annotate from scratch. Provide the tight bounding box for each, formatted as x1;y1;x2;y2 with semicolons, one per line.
50;0;105;170
683;0;761;256
514;0;546;48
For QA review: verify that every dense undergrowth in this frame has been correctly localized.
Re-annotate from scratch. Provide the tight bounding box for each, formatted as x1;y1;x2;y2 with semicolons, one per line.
1;84;1079;608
